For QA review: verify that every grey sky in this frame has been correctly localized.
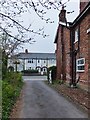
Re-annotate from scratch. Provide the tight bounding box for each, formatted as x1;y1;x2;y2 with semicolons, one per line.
18;0;80;53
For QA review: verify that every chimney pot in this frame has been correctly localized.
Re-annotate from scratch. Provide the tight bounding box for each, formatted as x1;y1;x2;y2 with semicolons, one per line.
25;49;28;54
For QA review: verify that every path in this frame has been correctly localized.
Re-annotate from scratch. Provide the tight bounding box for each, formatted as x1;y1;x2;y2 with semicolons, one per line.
10;76;88;118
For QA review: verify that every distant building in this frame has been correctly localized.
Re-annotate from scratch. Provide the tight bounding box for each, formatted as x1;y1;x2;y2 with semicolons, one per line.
8;50;56;74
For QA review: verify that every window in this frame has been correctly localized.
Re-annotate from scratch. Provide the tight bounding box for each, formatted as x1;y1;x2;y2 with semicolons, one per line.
28;60;31;63
44;68;46;72
32;59;33;63
75;28;79;43
28;59;33;63
76;58;85;72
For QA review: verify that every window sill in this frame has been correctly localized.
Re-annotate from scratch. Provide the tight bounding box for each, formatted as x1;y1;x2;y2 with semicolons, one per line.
74;40;78;44
76;70;85;73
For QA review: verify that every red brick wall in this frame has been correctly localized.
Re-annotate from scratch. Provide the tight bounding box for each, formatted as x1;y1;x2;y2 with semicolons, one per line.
63;27;71;82
88;30;90;86
80;0;89;12
56;25;70;81
56;26;62;80
75;13;90;85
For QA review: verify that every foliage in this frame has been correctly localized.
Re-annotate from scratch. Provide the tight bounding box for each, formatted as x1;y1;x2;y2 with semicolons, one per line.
2;72;23;119
0;0;70;46
22;69;39;74
2;50;8;79
53;79;64;85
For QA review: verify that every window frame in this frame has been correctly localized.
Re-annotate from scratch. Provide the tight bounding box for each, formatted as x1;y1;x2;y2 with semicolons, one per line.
44;60;46;63
28;60;31;63
76;58;85;72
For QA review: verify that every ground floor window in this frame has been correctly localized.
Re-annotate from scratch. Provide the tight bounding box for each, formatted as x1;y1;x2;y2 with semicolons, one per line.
76;58;85;72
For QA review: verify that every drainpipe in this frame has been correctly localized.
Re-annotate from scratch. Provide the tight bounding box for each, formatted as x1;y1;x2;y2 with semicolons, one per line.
73;51;76;86
73;25;80;86
70;28;74;86
70;28;77;87
70;26;80;87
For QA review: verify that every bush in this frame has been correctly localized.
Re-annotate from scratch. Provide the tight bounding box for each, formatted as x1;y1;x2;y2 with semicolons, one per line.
3;72;22;86
53;79;64;85
22;69;39;74
2;72;23;119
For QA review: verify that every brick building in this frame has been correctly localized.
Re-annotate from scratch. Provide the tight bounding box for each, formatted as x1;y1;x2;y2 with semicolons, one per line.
54;1;90;88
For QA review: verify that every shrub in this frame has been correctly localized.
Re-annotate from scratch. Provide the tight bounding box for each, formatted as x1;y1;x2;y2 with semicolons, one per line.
2;72;23;119
53;79;64;85
21;69;39;74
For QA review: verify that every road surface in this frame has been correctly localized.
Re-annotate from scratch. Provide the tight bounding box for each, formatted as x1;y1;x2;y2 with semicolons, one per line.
13;76;88;118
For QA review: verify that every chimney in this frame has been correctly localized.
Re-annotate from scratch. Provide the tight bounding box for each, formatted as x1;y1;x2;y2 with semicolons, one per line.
59;6;67;23
80;0;89;13
25;49;28;54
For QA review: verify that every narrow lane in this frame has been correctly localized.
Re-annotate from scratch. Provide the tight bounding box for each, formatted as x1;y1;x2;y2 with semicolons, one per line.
16;77;87;118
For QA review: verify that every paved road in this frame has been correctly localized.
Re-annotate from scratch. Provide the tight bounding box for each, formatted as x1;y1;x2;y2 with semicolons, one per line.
17;76;87;118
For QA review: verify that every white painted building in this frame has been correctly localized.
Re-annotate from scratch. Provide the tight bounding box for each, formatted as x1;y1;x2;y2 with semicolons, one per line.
8;50;56;74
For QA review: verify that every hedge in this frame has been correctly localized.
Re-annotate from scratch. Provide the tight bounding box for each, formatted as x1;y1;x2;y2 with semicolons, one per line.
2;72;23;119
21;69;39;74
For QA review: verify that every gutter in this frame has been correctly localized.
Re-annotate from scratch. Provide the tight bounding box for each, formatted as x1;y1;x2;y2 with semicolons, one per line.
72;2;90;26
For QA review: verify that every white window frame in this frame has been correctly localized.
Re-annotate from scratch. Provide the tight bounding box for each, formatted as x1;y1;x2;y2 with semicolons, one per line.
28;59;31;63
87;28;90;33
76;58;85;72
74;28;79;43
44;60;46;63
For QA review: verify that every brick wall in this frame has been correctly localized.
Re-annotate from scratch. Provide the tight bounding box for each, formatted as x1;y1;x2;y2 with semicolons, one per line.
74;13;90;85
56;25;71;81
88;29;90;87
63;27;71;82
56;26;62;80
80;0;89;12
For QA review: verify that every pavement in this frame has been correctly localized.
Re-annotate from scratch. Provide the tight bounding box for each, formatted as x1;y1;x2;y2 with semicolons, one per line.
10;76;88;118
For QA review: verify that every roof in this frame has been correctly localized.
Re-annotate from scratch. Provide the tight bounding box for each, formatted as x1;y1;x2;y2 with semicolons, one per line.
14;52;56;60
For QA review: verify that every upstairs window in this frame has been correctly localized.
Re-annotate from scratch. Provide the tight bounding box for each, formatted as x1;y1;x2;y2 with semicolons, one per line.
32;59;33;63
28;60;31;63
75;28;79;43
28;59;33;63
76;58;85;72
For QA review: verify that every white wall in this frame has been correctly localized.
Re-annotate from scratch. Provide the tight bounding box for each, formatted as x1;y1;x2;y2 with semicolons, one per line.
8;58;56;72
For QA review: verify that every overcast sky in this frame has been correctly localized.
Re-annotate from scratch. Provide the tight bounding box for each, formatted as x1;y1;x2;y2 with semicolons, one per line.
18;0;80;53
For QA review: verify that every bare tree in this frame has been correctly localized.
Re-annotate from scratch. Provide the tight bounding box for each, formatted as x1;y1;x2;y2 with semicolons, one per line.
0;0;70;51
